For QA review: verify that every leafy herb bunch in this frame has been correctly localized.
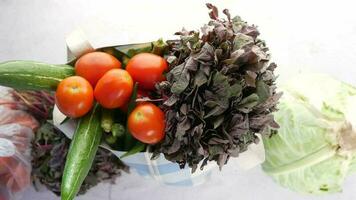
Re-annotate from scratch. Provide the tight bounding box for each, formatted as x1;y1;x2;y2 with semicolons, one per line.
154;4;282;171
32;123;128;196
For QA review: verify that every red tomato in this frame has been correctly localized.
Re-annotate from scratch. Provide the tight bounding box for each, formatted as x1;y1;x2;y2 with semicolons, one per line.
94;69;133;109
75;51;121;87
126;53;168;90
128;103;165;144
55;76;94;118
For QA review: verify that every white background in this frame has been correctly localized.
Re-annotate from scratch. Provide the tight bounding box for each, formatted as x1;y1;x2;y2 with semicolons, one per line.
1;0;356;199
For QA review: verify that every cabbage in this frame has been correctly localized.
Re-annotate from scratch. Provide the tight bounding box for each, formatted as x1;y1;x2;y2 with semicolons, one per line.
262;73;356;194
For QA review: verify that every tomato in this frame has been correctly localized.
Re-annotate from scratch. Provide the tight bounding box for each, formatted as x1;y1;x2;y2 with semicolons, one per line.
55;76;94;118
128;103;165;144
94;69;133;109
75;51;121;87
126;53;168;90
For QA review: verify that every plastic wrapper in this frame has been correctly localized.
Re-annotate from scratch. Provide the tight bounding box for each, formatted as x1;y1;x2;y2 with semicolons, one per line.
0;87;37;200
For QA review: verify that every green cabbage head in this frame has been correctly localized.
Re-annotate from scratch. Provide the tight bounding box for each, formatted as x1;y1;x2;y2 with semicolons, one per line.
262;73;356;194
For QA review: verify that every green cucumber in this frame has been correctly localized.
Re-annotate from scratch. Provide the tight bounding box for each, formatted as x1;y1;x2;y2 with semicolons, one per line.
61;104;102;200
0;60;74;91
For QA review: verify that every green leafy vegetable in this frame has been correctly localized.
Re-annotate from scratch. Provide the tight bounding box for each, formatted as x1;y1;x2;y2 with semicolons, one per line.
120;142;146;159
114;42;153;58
60;117;70;125
263;73;356;194
98;40;168;67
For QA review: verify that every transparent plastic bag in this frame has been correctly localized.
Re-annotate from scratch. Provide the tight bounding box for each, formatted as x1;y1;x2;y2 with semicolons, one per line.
0;124;33;200
0;87;37;200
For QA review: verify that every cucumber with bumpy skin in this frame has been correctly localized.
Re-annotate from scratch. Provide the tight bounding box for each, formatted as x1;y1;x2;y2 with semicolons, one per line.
61;104;102;200
0;61;74;91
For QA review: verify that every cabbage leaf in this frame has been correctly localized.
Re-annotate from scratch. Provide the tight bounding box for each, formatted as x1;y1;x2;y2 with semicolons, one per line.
262;74;356;194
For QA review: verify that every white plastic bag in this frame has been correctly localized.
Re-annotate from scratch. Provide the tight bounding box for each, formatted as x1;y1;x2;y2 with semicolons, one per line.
0;87;37;200
0;125;33;198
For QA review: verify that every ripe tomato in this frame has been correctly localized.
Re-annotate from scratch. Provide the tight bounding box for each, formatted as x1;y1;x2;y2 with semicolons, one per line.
75;51;121;87
55;76;94;118
126;53;168;90
94;69;133;109
128;103;165;144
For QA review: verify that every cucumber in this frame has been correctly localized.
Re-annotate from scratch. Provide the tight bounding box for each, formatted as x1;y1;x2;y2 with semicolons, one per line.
0;61;74;91
61;104;102;200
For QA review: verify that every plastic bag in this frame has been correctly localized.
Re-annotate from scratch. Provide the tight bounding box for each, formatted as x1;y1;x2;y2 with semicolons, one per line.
0;108;38;131
0;87;37;200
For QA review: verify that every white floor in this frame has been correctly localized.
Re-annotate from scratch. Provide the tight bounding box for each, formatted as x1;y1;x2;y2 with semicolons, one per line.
1;0;356;199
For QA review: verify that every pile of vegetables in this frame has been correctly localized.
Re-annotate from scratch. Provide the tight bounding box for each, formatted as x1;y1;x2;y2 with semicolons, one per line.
56;50;168;200
2;3;356;197
0;3;282;199
0;47;169;200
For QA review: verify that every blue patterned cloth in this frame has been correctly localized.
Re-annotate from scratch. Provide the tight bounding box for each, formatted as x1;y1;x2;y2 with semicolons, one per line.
112;150;216;186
